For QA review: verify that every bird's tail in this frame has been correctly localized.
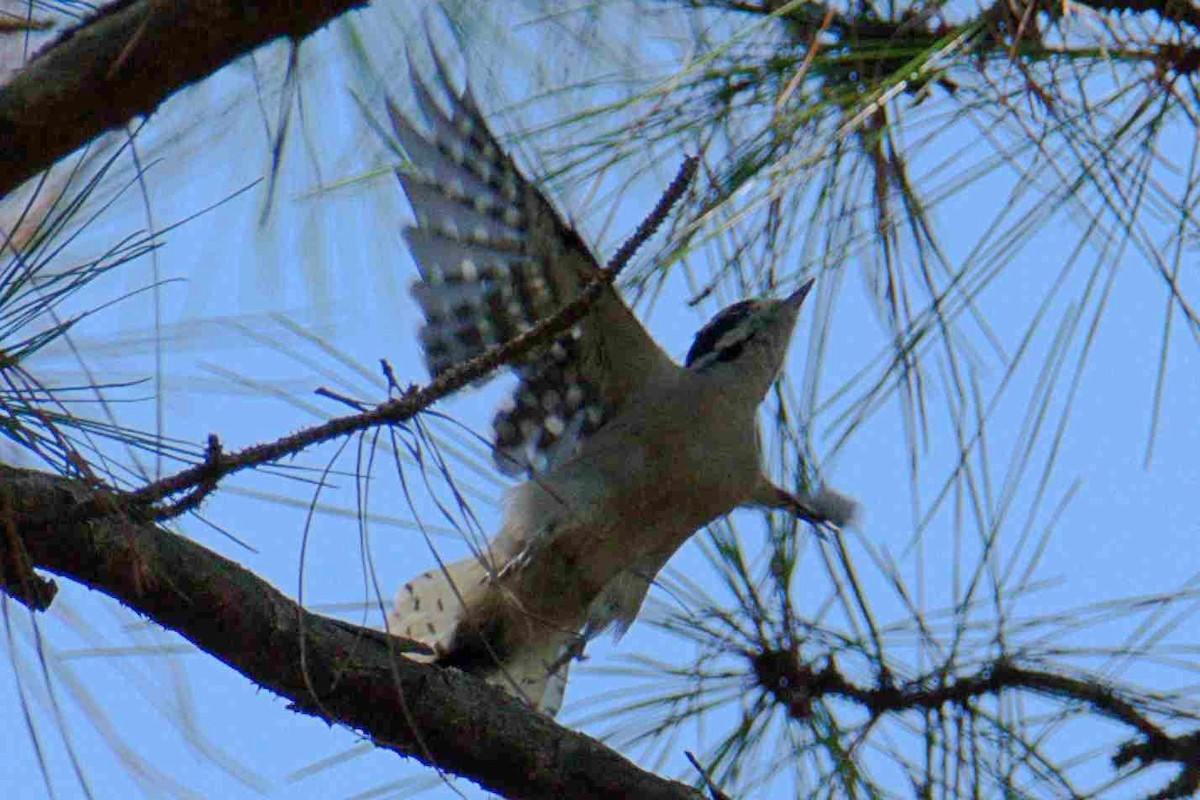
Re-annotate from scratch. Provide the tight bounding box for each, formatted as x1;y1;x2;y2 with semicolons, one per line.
388;555;488;662
387;554;571;714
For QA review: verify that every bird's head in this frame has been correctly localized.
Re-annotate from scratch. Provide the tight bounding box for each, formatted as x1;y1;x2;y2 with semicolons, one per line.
685;278;814;398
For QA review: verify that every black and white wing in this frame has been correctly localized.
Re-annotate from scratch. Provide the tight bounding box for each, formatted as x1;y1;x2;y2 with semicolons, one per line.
387;51;677;475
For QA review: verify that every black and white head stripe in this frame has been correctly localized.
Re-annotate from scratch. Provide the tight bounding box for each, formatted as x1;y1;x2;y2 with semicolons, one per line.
685;300;765;370
685;281;814;371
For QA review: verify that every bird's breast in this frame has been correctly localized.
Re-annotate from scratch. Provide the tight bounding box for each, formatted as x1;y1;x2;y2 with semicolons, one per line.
543;386;759;544
491;376;763;631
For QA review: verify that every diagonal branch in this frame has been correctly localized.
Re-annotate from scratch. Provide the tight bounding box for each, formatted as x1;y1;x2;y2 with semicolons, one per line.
0;157;698;797
123;156;698;517
0;0;368;199
0;463;703;800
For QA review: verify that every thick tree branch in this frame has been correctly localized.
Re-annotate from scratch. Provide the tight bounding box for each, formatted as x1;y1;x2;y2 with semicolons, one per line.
0;0;368;199
0;463;703;800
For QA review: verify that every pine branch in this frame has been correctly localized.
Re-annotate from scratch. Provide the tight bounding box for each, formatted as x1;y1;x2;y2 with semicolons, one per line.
751;646;1200;798
0;463;704;800
121;156;697;518
0;0;368;199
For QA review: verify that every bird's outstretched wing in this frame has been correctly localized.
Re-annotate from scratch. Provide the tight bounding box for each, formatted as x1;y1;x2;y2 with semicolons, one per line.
388;50;677;475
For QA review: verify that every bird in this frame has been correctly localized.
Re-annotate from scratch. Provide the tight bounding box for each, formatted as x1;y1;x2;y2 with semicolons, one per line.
383;49;857;716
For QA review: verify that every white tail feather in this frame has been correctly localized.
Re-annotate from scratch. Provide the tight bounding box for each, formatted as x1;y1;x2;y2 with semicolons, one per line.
387;556;487;661
387;554;571;714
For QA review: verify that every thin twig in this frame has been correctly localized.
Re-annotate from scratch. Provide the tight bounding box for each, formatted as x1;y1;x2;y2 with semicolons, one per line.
121;156;698;519
685;751;734;800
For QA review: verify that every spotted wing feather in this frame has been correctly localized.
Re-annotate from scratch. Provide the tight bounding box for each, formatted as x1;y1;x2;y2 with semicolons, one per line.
388;53;675;475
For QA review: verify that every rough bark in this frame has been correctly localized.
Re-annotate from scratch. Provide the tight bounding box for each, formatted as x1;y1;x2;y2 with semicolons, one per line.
0;0;367;199
0;463;703;800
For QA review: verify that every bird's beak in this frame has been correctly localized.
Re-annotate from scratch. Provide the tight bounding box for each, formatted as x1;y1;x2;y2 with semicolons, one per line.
786;278;815;308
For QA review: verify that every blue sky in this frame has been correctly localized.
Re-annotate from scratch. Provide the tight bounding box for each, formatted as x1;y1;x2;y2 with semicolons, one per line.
2;2;1199;798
